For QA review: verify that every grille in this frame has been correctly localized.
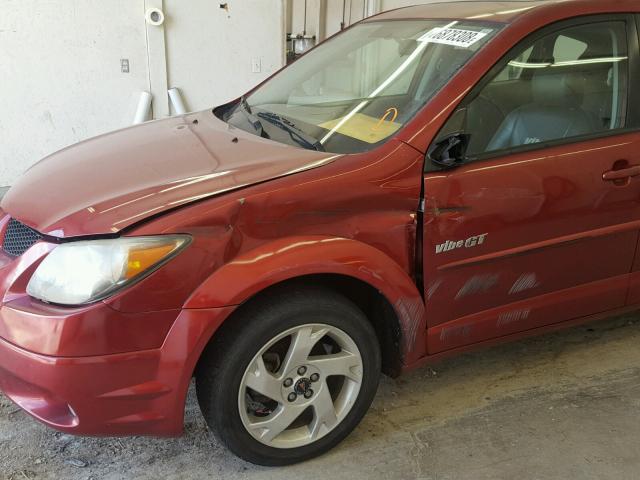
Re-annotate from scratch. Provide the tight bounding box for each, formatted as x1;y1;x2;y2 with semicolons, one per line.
2;218;43;257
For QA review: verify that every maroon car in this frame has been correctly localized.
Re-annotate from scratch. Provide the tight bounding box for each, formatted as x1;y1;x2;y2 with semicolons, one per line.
0;0;639;465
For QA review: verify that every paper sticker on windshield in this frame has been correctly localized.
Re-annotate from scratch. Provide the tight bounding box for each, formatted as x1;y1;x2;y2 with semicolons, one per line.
418;27;490;48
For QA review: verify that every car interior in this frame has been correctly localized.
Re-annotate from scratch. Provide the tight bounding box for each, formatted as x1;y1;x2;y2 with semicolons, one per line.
463;21;628;156
228;20;498;154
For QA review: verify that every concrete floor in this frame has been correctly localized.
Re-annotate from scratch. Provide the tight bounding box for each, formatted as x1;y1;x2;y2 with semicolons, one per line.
2;313;640;480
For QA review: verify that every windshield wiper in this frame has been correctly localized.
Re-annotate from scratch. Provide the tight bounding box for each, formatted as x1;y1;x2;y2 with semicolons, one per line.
239;95;253;115
256;111;325;152
237;96;267;137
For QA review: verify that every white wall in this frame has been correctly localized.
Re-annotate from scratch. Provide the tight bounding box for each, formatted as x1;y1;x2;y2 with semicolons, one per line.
0;0;286;187
165;0;285;113
289;0;369;39
0;0;150;187
288;0;373;42
382;0;436;8
288;0;451;46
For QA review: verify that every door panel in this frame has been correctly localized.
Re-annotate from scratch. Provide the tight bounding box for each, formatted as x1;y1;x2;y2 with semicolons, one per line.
627;14;640;304
423;132;640;354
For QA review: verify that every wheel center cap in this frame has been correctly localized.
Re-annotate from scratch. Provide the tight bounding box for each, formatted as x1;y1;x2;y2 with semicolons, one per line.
294;377;312;396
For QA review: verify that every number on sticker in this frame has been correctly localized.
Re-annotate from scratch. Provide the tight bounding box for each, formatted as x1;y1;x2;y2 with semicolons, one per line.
418;27;490;48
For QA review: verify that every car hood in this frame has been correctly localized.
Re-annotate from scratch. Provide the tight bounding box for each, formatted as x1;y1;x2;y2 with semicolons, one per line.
1;110;339;237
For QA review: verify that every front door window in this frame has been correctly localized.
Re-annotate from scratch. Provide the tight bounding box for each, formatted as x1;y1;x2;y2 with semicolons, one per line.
452;21;629;156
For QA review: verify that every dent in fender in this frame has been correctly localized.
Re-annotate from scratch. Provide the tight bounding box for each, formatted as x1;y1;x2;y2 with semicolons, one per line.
184;236;427;363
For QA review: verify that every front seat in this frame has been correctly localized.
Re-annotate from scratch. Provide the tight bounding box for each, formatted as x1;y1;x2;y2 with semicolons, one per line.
487;71;594;151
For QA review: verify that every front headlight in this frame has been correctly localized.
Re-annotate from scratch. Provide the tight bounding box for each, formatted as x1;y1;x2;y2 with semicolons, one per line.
27;235;190;305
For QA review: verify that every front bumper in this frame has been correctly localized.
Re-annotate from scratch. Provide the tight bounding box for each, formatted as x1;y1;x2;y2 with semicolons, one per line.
0;306;234;436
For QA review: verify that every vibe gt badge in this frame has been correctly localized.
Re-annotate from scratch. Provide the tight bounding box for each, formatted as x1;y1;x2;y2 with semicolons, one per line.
435;233;488;254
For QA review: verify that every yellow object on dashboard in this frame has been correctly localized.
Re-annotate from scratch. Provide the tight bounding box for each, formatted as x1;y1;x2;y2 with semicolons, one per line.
320;112;402;144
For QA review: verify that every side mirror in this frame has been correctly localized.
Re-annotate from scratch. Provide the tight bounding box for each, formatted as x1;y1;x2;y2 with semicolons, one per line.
427;132;470;169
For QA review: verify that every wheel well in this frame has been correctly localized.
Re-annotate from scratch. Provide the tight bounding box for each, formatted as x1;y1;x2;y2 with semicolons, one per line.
207;274;404;377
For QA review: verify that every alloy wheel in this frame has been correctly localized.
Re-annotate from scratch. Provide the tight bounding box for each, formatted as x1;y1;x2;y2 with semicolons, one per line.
238;323;364;449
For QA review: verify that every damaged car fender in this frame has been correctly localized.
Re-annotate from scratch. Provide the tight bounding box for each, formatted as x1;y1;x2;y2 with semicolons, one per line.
184;235;427;364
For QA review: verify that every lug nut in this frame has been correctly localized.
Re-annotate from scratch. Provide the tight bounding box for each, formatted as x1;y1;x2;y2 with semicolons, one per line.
283;378;293;388
297;366;307;376
310;373;320;382
304;389;314;399
287;392;297;402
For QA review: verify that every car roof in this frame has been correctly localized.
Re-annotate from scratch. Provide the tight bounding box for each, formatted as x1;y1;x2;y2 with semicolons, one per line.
368;0;639;24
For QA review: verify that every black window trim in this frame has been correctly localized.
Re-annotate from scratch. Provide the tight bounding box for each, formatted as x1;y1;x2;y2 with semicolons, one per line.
426;13;640;171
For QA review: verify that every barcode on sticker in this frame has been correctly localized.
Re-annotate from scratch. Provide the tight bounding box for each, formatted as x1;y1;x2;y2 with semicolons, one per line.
418;27;489;48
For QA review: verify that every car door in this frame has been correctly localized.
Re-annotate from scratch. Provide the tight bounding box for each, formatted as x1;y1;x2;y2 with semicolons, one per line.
624;13;640;306
421;16;640;354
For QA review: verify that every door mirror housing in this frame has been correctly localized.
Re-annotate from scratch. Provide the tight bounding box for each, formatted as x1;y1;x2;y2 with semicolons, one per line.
427;132;470;169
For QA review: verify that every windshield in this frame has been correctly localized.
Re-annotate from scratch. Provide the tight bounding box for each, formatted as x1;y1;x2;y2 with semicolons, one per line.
219;19;500;154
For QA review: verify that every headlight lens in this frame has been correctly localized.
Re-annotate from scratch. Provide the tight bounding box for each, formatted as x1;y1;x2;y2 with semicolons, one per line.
26;235;190;305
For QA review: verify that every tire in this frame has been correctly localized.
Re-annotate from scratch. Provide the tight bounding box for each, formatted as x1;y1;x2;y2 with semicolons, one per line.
196;285;381;466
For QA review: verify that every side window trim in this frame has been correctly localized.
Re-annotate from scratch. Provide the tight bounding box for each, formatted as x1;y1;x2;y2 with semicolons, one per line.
427;13;640;170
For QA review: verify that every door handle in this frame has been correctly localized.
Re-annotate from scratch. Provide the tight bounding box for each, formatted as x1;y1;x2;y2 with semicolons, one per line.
602;165;640;181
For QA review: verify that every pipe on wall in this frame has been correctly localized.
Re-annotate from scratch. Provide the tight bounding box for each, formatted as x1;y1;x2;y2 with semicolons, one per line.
316;0;327;42
365;0;381;18
168;87;187;115
133;91;153;124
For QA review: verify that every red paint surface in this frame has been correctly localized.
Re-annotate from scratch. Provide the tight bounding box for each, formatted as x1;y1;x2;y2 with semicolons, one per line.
1;114;339;237
422;134;640;353
0;0;639;437
0;306;233;436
